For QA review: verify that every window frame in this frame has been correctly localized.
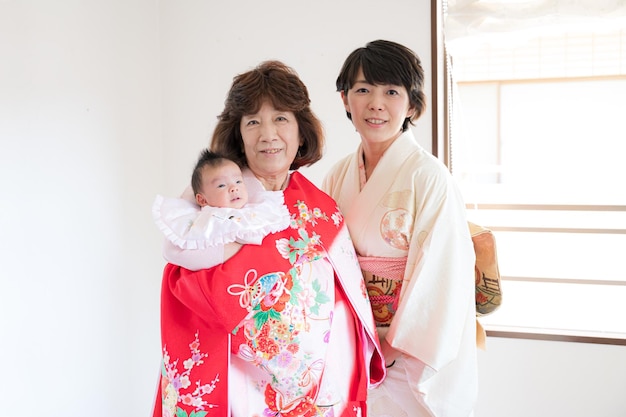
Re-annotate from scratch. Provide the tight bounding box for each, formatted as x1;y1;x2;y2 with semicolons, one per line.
430;0;626;346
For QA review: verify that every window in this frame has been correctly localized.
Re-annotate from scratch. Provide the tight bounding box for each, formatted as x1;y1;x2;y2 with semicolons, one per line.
442;0;626;343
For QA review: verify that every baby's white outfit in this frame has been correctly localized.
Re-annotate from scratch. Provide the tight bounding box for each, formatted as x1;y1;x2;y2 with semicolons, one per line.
152;190;291;249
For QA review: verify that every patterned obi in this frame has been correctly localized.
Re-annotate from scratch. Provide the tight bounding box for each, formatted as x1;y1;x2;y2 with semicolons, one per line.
357;256;407;327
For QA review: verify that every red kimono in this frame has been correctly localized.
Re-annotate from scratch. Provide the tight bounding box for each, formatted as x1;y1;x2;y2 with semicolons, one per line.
152;172;384;417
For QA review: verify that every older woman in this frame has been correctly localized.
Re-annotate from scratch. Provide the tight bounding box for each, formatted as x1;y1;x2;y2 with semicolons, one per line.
152;61;384;417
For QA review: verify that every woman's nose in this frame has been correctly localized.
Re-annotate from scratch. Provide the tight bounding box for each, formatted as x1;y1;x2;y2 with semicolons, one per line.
259;122;277;140
369;100;384;111
369;92;385;110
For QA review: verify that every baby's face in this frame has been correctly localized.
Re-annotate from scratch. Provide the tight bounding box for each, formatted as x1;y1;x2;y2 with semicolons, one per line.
196;160;248;209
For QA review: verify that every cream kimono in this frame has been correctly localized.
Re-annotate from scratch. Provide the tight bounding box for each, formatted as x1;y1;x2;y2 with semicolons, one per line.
323;131;477;417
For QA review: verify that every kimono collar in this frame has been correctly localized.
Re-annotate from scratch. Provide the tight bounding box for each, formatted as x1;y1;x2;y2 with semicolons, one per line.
358;131;421;184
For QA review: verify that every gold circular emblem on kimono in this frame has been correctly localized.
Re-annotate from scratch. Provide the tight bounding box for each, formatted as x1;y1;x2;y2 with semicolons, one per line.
380;208;412;250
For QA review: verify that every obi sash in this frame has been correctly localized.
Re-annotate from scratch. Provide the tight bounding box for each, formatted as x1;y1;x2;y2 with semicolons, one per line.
358;255;408;327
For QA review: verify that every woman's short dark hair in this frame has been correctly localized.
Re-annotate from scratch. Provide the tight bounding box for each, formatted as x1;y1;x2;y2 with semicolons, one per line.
211;60;324;170
336;39;426;131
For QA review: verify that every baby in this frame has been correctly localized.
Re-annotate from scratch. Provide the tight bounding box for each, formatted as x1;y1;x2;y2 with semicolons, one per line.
192;149;249;210
153;149;290;254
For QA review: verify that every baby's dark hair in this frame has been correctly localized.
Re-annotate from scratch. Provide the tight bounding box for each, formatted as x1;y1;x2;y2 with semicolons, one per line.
191;149;239;196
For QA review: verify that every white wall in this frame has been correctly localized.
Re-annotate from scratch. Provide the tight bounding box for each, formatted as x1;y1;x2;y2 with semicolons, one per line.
158;0;433;194
476;337;626;417
2;1;624;417
0;1;163;415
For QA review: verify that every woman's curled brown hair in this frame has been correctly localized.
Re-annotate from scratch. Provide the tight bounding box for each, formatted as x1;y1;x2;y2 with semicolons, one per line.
211;60;324;170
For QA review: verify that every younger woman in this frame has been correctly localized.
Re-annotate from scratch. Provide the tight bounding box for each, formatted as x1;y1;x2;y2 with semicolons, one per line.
323;40;477;417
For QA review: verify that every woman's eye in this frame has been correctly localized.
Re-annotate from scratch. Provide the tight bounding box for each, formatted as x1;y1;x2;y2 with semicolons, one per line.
276;116;288;122
245;119;259;126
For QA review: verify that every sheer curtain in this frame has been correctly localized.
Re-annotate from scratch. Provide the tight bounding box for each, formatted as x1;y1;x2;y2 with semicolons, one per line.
445;0;626;52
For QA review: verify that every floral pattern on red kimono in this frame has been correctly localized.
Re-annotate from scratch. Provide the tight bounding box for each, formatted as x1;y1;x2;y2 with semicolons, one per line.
152;172;383;417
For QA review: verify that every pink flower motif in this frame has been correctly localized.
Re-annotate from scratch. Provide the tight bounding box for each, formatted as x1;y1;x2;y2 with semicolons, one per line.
200;383;217;395
180;393;194;406
275;238;291;259
309;233;321;245
183;358;195;370
179;375;191;389
191;396;205;408
296;287;316;311
166;368;177;381
275;351;293;367
160;332;215;413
